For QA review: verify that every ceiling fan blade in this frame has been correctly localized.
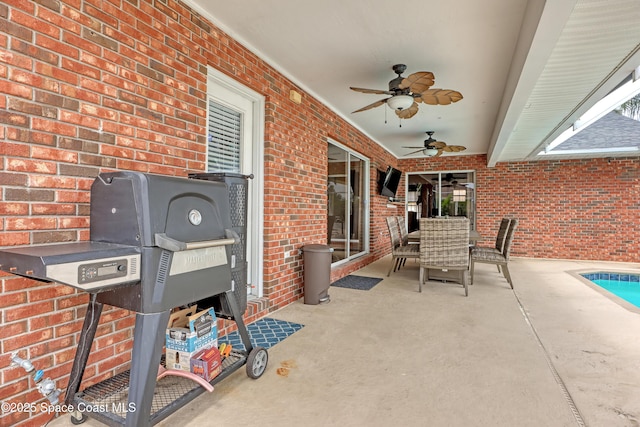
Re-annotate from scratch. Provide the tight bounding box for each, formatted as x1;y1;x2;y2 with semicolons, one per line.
433;150;443;157
399;71;435;93
395;102;419;119
350;87;393;95
419;89;464;105
402;146;428;149
429;141;446;150
442;145;467;152
351;98;389;113
404;148;426;156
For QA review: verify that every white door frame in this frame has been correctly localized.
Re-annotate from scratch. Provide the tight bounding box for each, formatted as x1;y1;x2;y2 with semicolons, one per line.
207;66;265;297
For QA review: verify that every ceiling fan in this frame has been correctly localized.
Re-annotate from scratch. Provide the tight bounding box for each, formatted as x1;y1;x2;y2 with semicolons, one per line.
403;131;467;157
350;64;463;119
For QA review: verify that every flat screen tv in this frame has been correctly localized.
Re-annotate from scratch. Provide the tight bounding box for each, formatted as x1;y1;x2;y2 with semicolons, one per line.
379;166;402;198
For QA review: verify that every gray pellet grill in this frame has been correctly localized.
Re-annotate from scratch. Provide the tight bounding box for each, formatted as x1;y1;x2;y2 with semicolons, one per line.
0;171;266;427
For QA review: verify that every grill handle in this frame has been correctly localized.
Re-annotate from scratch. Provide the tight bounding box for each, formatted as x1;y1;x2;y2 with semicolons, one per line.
154;230;240;252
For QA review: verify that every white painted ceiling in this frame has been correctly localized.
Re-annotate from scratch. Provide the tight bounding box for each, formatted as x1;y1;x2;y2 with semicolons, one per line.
185;0;640;165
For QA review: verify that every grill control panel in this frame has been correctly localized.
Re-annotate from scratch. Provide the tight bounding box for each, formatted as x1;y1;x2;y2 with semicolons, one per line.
78;259;130;284
46;254;141;291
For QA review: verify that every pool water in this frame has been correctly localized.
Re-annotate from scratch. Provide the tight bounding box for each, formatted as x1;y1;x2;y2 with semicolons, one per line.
581;272;640;308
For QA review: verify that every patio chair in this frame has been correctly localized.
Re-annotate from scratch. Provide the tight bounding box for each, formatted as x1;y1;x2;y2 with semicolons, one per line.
386;216;419;276
472;218;511;273
470;219;519;288
396;216;415;246
419;217;470;295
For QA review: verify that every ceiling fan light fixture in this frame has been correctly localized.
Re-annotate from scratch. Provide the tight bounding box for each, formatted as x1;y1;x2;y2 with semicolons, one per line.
386;94;414;111
423;148;439;157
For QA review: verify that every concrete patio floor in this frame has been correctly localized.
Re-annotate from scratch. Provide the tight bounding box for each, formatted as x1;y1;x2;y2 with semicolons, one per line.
52;257;640;427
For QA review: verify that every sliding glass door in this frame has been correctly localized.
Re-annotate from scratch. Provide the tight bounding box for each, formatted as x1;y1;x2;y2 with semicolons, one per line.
327;141;369;263
406;170;476;230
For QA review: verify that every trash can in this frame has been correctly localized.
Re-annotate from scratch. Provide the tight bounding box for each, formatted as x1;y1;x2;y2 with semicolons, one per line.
302;244;333;305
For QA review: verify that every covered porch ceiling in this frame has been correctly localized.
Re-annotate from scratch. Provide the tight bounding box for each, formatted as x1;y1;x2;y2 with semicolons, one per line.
184;0;640;166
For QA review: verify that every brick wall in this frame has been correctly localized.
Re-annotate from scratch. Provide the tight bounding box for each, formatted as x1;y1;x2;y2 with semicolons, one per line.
0;0;638;425
0;1;397;425
399;155;640;262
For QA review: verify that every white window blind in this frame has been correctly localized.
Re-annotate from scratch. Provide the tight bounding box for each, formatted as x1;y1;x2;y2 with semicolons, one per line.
207;100;241;172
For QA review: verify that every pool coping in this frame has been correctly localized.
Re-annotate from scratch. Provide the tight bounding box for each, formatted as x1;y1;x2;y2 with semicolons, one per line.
569;268;640;315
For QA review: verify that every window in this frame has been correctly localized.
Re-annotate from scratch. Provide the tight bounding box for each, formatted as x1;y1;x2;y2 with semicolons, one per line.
327;141;369;263
207;102;241;172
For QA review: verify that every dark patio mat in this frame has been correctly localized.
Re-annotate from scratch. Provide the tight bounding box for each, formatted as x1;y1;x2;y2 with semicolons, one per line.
331;275;383;291
218;317;304;351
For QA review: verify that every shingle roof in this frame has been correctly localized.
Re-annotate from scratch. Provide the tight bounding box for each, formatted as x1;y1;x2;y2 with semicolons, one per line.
555;111;640;151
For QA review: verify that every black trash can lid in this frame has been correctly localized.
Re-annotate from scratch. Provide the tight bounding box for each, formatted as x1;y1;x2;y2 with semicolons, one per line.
302;244;334;253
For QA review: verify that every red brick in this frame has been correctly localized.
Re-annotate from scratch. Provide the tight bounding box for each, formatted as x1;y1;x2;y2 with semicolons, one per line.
28;310;75;330
55;293;89;310
58;217;89;229
54;347;78;365
0;290;27;308
4;301;54;322
7;128;57;146
1;276;42;292
28;285;75;302
30;146;78;163
3;328;54;353
86;346;114;366
0;378;29;402
0;142;30;157
30;117;76;136
53;319;84;338
4;217;57;231
0;202;29;215
6;159;57;174
55;190;90;204
0;321;27;339
95;328;132;350
28;175;77;189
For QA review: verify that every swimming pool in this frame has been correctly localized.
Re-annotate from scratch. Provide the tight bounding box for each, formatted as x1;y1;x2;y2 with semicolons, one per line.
581;272;640;309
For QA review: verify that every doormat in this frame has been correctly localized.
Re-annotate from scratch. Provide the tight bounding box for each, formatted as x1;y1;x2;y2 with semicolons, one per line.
331;275;383;291
218;317;304;351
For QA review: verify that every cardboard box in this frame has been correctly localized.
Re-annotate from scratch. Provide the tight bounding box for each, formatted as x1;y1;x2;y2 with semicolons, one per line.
166;306;218;371
190;346;223;381
165;348;199;371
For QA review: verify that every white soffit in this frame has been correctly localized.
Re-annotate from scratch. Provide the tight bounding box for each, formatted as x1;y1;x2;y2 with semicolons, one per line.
488;0;640;165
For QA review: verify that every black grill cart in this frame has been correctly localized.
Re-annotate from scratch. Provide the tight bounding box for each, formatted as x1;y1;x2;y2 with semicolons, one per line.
0;172;266;427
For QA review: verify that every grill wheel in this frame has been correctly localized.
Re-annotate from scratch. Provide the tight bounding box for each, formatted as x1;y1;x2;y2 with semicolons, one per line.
246;346;268;379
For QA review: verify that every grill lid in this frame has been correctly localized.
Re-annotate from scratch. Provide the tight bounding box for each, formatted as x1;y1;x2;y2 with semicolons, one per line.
90;172;233;248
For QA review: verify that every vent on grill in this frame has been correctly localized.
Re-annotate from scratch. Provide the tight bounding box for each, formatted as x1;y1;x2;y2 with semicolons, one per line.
156;251;171;286
129;257;138;276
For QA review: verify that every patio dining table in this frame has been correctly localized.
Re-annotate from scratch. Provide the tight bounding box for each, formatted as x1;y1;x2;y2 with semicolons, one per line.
408;229;482;244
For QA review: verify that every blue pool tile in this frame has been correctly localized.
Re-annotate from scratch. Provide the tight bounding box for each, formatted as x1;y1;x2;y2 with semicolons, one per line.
582;272;640;284
581;271;640;309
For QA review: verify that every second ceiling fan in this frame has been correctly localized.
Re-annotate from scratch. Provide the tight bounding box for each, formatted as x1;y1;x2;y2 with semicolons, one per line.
350;64;463;119
403;131;467;157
